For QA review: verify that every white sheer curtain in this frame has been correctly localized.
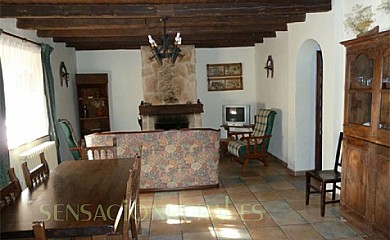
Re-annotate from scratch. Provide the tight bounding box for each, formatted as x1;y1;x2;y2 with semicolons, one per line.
0;34;48;149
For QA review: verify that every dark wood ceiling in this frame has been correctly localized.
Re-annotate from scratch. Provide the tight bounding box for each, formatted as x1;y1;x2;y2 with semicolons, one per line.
0;0;332;50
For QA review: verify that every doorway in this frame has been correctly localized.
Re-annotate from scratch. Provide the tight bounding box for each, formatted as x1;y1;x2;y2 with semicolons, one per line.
294;39;322;171
315;51;323;171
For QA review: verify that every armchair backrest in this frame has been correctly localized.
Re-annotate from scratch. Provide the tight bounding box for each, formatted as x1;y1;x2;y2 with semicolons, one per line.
58;119;80;160
252;109;277;150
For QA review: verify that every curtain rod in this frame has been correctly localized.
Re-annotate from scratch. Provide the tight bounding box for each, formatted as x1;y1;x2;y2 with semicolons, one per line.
1;30;40;46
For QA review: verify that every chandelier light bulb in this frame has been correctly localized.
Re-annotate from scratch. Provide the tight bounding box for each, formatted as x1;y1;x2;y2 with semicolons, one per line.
175;33;182;45
148;35;157;47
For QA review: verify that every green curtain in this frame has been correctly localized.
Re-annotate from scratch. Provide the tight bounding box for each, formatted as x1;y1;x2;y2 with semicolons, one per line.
41;43;60;164
0;58;11;188
0;29;10;187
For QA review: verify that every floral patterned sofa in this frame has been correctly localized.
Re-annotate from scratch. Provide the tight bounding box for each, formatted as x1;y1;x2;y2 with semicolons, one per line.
84;128;220;191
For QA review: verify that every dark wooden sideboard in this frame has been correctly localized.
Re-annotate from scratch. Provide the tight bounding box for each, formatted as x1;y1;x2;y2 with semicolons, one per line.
340;30;389;240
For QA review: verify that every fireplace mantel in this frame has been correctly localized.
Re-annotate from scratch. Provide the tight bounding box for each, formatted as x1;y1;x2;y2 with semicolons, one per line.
139;103;203;116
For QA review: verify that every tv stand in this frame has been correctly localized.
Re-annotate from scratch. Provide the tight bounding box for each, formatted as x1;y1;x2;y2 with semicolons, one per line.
220;124;254;136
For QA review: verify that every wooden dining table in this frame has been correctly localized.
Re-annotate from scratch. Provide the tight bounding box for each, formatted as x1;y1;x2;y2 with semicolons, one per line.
1;158;137;239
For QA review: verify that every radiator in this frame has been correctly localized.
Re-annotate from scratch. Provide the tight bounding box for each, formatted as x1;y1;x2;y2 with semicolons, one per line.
18;141;58;189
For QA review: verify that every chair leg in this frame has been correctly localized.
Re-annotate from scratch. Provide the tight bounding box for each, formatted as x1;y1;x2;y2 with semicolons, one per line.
320;183;326;217
305;174;310;205
332;182;337;200
242;158;250;170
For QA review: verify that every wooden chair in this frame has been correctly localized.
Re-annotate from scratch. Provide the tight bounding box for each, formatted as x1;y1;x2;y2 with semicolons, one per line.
306;132;343;216
32;221;48;240
81;137;117;160
109;154;141;240
22;152;50;188
130;154;141;240
58;118;84;160
227;109;277;169
0;168;22;208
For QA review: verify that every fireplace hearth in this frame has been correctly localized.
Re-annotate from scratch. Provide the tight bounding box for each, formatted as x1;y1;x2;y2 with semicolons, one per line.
155;115;189;130
139;103;203;131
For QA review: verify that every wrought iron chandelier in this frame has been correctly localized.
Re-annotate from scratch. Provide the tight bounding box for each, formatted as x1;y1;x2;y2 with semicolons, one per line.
148;17;182;65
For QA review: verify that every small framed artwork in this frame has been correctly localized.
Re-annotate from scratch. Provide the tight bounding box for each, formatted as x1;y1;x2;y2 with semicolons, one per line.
208;77;243;91
207;63;243;91
207;63;242;77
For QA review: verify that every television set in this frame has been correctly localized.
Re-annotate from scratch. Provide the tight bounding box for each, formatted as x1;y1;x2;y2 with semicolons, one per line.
222;105;251;126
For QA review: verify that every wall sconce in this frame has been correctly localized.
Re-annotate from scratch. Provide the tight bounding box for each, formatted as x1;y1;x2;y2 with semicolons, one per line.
264;55;274;78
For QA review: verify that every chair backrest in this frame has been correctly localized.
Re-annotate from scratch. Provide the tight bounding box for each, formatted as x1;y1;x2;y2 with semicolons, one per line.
82;137;117;160
22;153;50;188
252;109;277;149
32;221;48;240
334;132;343;173
58;119;81;160
0;168;22;208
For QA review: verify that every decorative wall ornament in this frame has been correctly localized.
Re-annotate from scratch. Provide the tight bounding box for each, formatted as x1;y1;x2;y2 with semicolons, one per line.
264;55;274;78
207;63;243;91
59;61;69;87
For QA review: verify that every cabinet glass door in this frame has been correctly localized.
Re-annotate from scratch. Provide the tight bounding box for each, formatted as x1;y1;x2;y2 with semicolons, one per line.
380;54;390;130
348;53;373;126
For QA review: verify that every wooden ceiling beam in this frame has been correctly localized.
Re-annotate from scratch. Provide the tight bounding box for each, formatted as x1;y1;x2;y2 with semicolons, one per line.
0;3;331;18
37;24;287;38
17;14;305;30
53;32;276;43
69;39;262;50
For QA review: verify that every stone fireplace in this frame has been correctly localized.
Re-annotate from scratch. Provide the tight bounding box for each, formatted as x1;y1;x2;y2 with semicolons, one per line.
140;45;202;130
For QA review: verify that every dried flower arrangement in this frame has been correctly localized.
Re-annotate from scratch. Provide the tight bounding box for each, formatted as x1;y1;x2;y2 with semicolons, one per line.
377;0;390;14
345;4;375;35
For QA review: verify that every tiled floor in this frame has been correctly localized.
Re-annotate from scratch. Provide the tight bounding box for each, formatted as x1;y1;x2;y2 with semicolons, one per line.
137;154;367;240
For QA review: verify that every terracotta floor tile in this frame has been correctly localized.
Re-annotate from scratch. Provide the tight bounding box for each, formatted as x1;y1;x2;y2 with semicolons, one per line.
149;220;182;236
244;212;278;229
311;222;360;239
214;227;252;240
179;195;206;205
281;224;325;240
249;226;288;239
269;181;297;190
181;218;213;233
268;210;307;226
254;191;283;201
182;231;217;240
229;192;258;203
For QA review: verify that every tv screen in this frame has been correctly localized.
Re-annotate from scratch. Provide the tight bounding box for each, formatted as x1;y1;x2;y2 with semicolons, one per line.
222;105;250;126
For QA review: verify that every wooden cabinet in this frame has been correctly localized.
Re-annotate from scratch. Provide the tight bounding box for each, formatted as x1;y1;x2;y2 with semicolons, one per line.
76;74;110;138
340;30;389;240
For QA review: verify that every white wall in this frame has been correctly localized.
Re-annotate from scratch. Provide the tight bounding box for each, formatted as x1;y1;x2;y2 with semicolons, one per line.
255;0;389;172
76;47;258;138
76;50;144;131
196;47;257;138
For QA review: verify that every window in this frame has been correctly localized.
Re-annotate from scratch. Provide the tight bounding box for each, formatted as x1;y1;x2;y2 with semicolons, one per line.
0;34;48;149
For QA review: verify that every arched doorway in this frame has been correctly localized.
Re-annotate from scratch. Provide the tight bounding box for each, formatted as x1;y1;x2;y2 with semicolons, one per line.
294;39;322;171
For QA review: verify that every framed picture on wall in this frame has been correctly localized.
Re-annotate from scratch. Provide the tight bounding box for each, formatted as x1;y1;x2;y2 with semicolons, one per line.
208;77;243;91
207;63;243;91
207;63;242;77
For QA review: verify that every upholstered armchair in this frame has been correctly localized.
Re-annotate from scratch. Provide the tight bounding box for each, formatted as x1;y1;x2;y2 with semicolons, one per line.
227;109;277;169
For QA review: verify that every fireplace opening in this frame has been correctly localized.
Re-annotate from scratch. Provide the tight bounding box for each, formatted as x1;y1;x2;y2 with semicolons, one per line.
155;114;189;130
